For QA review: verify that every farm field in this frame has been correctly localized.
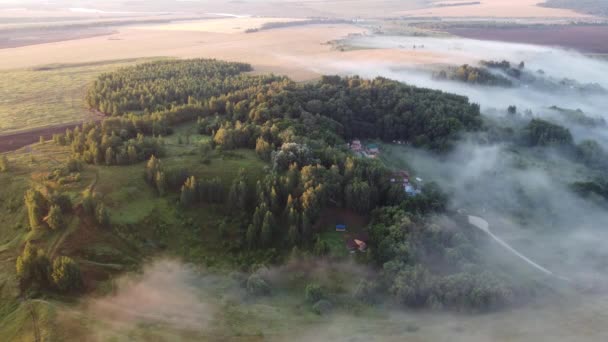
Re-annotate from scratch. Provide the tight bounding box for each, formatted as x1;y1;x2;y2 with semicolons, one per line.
0;59;149;136
446;25;608;53
135;17;305;34
400;0;592;18
0;23;365;80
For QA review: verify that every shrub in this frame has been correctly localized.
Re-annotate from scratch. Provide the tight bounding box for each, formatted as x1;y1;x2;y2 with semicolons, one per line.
305;283;324;303
312;299;333;315
246;274;271;296
46;205;64;230
16;242;51;290
51;256;83;292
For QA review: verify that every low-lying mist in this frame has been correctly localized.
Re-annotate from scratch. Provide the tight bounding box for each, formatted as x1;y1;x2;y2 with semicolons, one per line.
69;257;608;341
306;35;608;148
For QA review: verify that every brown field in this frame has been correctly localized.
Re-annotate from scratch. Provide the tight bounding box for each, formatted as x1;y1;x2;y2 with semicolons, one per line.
0;27;114;49
400;0;592;18
134;17;305;34
0;21;367;81
447;25;608;53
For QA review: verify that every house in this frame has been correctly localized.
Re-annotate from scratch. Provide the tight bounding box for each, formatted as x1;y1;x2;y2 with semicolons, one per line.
346;233;369;253
391;170;410;184
405;184;421;197
336;224;346;232
367;144;379;154
354;239;367;251
350;140;363;152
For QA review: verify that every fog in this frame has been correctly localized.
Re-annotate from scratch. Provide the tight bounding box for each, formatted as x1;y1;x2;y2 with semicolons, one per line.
305;36;608;148
71;257;608;341
63;34;608;341
305;34;608;279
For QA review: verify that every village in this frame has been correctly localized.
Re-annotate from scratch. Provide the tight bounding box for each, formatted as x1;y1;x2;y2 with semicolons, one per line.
349;139;423;197
333;140;424;255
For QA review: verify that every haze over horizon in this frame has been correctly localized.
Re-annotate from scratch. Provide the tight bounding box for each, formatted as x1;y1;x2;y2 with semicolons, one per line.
1;0;607;341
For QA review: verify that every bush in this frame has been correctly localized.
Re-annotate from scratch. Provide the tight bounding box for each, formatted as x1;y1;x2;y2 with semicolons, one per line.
246;274;271;296
51;256;83;292
16;242;51;290
0;155;8;172
46;205;64;230
305;283;324;303
312;299;333;315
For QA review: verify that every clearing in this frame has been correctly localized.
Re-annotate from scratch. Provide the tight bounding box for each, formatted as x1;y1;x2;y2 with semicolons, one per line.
0;59;148;136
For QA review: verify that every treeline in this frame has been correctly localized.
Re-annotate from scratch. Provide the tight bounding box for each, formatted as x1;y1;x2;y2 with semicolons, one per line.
434;64;513;87
367;207;520;311
245;19;353;33
86;59;285;115
16;242;83;294
24;185;109;232
480;59;524;78
85;59;482;151
143;150;425;250
54;121;164;166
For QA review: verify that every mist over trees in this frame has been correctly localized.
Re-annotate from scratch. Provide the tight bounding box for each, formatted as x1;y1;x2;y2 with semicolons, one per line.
47;59;578;312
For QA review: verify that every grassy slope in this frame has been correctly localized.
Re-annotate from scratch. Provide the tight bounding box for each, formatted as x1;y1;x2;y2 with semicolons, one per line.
0;59;157;135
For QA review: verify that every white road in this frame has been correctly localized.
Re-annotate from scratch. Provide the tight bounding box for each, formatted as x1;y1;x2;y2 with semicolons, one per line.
468;215;559;277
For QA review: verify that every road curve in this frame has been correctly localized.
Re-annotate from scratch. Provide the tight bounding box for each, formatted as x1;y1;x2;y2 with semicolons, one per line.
468;215;557;277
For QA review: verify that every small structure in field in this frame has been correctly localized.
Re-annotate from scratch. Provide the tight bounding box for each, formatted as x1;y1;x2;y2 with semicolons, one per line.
336;224;346;232
346;233;369;253
354;239;367;251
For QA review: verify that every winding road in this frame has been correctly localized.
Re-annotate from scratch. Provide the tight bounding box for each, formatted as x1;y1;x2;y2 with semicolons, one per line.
467;215;566;279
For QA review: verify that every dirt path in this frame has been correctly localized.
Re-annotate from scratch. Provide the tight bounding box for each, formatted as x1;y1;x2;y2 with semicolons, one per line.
0;111;104;153
467;215;564;278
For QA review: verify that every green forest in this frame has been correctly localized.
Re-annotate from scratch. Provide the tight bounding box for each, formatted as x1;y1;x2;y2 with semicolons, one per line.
4;59;574;333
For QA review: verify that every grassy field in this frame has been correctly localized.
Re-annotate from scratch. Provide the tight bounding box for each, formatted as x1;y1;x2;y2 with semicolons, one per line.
0;130;270;339
0;59;153;135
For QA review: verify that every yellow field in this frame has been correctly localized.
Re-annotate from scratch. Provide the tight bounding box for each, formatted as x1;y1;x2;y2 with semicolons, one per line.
135;17;305;34
0;60;147;135
0;22;366;81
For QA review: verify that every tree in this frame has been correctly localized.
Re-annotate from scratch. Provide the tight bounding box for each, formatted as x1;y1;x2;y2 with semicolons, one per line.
305;283;324;303
260;211;275;247
255;137;273;161
246;224;259;248
313;236;330;256
24;189;46;230
228;170;249;211
46;205;64;230
127;145;138;163
82;190;97;216
105;147;115;166
0;155;9;172
16;242;51;290
51;256;83;292
95;204;110;227
246;274;270;296
180;176;198;205
155;171;167;196
345;179;373;214
146;155;162;184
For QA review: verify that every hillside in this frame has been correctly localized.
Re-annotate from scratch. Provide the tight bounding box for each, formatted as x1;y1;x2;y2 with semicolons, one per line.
3;58;603;340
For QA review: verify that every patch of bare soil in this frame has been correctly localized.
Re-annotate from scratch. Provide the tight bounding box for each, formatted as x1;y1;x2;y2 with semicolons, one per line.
0;111;103;153
0;27;114;49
